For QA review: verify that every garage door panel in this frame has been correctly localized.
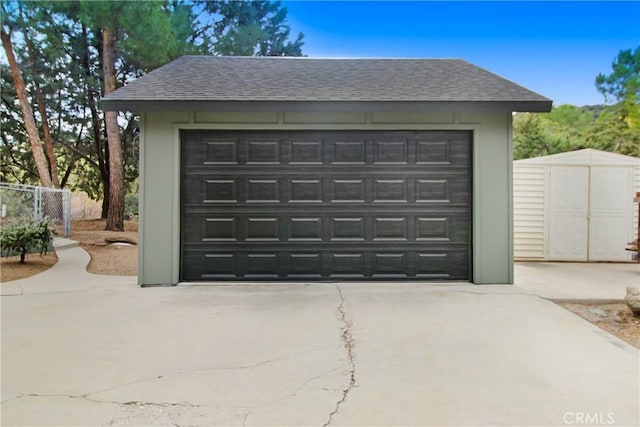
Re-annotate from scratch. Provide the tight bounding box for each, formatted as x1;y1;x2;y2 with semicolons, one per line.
181;137;238;166
416;135;470;166
372;253;407;275
245;217;280;241
183;131;470;168
246;179;281;203
184;249;469;280
204;139;239;165
245;139;282;165
181;130;471;281
374;140;409;164
423;175;465;204
416;251;468;279
289;140;324;164
416;215;469;242
330;179;366;202
331;140;367;164
289;179;323;203
183;212;468;244
288;253;323;276
373;179;409;202
289;217;323;241
183;174;469;205
203;217;238;242
373;217;408;241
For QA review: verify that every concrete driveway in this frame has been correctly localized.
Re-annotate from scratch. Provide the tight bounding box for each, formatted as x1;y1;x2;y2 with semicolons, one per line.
1;247;639;426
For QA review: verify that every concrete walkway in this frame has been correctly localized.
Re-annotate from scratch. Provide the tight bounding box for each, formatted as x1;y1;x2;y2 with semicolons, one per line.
1;244;638;426
515;261;640;301
1;238;136;296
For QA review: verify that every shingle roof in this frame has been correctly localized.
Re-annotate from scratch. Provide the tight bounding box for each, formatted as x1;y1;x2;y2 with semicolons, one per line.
102;56;551;111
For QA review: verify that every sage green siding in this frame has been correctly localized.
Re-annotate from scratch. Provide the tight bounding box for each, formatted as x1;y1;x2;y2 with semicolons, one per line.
139;111;514;285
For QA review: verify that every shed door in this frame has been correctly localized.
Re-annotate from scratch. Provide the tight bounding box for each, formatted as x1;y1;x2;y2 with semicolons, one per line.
548;166;589;260
180;130;472;281
589;167;632;261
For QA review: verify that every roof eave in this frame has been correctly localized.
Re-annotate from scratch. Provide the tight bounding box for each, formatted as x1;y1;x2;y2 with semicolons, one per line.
100;99;552;113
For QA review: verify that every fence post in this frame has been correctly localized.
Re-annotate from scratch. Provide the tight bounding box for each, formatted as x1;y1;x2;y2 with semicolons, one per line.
33;186;41;220
64;189;72;237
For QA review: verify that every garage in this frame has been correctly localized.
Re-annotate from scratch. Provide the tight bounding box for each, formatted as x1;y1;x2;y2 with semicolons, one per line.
181;130;471;280
101;56;552;285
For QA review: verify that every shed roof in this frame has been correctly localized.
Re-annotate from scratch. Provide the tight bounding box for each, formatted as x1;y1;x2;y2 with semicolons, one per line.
515;148;640;166
102;56;552;112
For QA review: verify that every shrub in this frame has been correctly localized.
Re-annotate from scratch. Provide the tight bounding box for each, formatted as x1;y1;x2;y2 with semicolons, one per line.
124;193;138;219
0;217;54;263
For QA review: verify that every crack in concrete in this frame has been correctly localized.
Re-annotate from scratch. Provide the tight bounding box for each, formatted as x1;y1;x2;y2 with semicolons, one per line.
240;410;253;427
82;344;331;401
453;290;529;296
83;352;316;401
3;392;198;409
1;346;333;410
293;366;343;395
323;285;356;427
0;284;136;297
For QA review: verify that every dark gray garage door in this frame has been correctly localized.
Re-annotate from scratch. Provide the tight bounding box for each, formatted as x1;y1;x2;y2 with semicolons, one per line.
181;130;471;281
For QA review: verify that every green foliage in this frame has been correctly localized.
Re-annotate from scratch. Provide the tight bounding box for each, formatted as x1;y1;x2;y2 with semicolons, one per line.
124;193;138;218
596;47;640;103
0;188;35;217
515;47;640;161
1;0;305;205
0;217;53;263
584;106;640;156
546;105;593;130
201;0;304;56
514;103;640;160
513;113;569;159
75;0;191;73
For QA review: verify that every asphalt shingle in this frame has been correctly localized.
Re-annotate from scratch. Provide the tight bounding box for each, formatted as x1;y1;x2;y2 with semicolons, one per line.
102;56;551;106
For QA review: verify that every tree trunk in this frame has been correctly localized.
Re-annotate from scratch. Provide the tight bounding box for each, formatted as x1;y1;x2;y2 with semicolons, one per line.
102;26;124;231
82;25;110;219
25;29;60;188
1;29;53;188
101;192;109;219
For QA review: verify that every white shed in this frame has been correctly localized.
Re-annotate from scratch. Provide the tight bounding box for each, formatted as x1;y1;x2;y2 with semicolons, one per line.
514;149;640;262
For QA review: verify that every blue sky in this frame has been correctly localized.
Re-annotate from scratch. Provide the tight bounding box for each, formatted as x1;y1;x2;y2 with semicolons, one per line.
283;1;640;106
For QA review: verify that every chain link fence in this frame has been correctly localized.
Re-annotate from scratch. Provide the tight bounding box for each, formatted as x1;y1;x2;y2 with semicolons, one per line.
0;183;72;237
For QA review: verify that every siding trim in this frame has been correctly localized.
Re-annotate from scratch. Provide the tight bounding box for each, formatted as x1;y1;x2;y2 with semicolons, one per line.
138;113;146;286
507;113;514;283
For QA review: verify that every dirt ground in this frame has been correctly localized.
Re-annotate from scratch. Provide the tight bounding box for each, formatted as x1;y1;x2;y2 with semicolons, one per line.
71;219;138;276
1;219;138;282
0;252;58;282
558;302;640;349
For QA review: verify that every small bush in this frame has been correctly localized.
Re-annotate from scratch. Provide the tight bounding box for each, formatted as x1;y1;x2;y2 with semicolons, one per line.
0;217;54;263
124;193;138;219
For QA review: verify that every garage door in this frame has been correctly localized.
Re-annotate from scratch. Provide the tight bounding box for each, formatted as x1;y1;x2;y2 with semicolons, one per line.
181;130;472;281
